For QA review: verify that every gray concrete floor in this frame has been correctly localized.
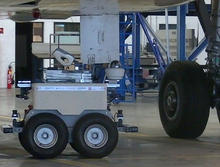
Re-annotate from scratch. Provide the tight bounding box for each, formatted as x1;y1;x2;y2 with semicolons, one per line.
0;88;220;166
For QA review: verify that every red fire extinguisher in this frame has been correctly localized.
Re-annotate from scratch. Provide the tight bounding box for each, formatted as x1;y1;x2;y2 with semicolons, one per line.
7;66;12;89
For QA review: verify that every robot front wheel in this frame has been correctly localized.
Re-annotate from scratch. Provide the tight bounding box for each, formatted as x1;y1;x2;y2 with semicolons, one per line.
18;113;68;159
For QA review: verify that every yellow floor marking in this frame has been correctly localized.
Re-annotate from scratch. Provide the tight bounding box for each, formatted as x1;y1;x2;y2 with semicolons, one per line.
0;115;11;120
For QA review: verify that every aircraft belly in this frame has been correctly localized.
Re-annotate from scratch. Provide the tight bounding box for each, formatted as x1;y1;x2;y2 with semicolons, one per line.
0;0;194;14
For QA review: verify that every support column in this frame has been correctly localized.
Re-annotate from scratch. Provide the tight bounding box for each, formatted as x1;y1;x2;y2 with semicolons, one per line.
135;16;140;68
80;0;119;65
177;4;187;61
119;15;126;98
119;15;125;67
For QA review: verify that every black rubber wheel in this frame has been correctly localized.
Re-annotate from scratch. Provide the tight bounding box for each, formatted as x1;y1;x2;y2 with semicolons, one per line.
69;142;81;154
159;61;210;138
73;114;118;158
18;133;24;148
18;132;32;154
22;114;68;159
216;107;220;123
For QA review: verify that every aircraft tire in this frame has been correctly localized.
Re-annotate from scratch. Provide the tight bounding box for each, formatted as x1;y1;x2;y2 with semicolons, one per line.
159;61;210;138
69;142;82;154
217;109;220;123
22;114;68;159
73;113;118;158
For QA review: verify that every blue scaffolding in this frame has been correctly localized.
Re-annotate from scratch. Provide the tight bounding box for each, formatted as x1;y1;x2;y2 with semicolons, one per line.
117;13;167;103
118;13;136;102
116;3;210;103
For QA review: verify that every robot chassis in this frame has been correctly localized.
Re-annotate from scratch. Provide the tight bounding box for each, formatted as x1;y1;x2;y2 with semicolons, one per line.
158;0;220;138
1;62;137;159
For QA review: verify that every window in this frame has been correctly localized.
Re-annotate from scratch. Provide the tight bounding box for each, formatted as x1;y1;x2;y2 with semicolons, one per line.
54;23;80;44
159;24;177;30
33;22;43;43
55;23;80;32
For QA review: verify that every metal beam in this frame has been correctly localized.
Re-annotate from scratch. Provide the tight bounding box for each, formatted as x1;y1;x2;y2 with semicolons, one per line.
135;16;141;68
139;15;169;58
137;13;166;74
177;5;186;60
193;0;213;38
165;8;171;64
188;37;207;61
119;15;126;97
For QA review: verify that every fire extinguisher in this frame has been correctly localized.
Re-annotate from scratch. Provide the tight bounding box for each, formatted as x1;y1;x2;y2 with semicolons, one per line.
7;66;12;89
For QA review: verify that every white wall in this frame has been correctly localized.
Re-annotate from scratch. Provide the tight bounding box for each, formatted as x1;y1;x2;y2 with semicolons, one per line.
0;20;15;88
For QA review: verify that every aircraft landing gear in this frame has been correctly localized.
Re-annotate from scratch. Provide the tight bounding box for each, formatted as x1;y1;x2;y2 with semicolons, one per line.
159;0;220;139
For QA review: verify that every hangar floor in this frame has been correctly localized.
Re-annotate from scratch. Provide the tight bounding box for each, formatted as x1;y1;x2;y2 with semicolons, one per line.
0;88;220;167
